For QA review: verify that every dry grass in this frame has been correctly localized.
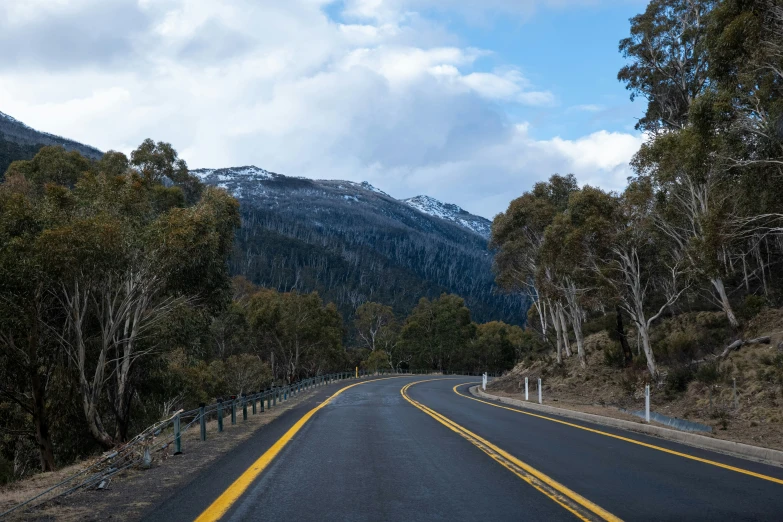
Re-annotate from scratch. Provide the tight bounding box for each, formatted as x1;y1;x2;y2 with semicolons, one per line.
489;308;783;451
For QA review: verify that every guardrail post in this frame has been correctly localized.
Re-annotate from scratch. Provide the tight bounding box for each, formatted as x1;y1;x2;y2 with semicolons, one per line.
217;400;224;432
252;393;257;415
273;389;277;407
174;412;182;455
231;396;237;425
260;392;265;413
538;379;542;404
199;403;207;441
284;387;288;401
525;377;529;401
242;394;248;421
645;385;650;423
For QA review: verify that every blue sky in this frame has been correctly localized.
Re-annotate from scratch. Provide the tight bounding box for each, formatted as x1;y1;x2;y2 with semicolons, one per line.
0;0;650;218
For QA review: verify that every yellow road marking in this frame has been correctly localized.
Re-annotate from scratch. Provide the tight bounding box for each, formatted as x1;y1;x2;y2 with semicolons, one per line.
194;376;407;522
401;380;621;522
453;383;783;486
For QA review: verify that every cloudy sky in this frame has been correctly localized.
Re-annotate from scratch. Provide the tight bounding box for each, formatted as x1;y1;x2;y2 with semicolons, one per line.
0;0;648;218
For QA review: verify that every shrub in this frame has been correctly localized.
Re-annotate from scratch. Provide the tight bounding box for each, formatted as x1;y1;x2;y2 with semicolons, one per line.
665;365;695;396
695;361;723;385
582;313;615;337
603;342;626;369
739;294;767;322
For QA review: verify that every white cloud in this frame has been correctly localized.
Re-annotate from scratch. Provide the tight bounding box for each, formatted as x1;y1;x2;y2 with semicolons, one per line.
0;0;642;218
569;104;605;112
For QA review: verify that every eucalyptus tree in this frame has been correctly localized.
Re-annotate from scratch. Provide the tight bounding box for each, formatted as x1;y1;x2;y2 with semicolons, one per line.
572;183;689;378
1;143;240;448
491;175;578;364
248;289;344;382
354;302;406;371
620;0;745;327
400;294;475;372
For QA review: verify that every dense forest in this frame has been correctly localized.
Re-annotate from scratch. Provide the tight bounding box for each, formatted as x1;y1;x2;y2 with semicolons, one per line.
492;0;783;378
193;168;528;325
0;135;43;179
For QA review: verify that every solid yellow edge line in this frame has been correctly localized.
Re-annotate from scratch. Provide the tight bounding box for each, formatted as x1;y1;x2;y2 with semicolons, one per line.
401;380;621;522
453;383;783;486
194;376;406;522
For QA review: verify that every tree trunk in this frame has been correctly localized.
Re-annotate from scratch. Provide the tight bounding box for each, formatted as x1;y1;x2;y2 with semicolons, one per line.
558;305;572;357
615;306;633;366
638;322;658;378
549;304;562;364
24;301;55;472
572;315;586;368
30;372;55;472
711;278;739;328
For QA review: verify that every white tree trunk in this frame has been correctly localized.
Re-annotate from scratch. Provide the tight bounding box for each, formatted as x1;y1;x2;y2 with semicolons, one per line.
638;323;658;378
711;278;739;328
571;312;586;368
557;304;572;357
548;301;562;364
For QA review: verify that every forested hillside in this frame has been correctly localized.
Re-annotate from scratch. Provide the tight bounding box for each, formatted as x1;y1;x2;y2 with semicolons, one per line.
194;167;527;325
0;111;102;161
492;0;783;382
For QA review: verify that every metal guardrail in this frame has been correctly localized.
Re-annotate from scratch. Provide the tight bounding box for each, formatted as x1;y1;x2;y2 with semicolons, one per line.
0;369;498;518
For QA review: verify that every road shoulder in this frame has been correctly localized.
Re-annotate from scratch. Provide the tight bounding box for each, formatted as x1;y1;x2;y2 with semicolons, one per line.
473;386;783;467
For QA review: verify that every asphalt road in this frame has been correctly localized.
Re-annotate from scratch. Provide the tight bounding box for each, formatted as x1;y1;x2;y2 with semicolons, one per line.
145;376;783;522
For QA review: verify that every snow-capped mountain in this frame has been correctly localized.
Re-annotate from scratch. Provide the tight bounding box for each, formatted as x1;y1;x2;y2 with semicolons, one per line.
403;195;491;239
191;164;525;324
192;166;489;239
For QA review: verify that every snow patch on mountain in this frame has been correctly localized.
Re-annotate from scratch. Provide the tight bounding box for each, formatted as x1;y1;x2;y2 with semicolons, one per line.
403;195;491;239
191;165;490;239
0;111;23;126
192;166;276;181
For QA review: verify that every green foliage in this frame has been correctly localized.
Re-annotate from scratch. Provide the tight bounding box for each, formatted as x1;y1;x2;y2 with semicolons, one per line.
582;314;615;337
0;141;240;474
400;294;476;372
665;365;696;397
695;361;725;385
739;295;767;322
603;342;626;369
0;135;42;179
248;289;344;382
363;350;389;373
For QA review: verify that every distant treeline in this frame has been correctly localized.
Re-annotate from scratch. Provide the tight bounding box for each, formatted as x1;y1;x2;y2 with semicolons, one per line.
230;195;528;326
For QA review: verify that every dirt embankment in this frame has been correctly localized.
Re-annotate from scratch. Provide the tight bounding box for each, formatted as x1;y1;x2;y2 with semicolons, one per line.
489;308;783;451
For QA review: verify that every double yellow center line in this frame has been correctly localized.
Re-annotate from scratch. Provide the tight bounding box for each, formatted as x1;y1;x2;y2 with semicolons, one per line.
401;379;621;522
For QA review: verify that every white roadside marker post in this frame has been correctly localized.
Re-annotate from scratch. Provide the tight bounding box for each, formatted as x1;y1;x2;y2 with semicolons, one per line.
482;372;487;391
645;384;651;423
538;378;542;404
524;377;529;401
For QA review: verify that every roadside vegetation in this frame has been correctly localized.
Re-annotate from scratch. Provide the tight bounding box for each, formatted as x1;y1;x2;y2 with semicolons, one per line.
490;0;783;445
0;143;523;486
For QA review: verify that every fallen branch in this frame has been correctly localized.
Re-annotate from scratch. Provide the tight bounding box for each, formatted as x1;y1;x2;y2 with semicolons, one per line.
719;337;771;358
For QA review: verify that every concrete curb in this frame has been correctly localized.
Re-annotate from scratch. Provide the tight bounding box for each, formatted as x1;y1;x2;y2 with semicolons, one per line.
470;386;783;468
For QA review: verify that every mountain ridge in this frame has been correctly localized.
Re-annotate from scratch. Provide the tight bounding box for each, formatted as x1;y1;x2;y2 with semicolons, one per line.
0;110;103;160
192;166;491;239
191;165;526;325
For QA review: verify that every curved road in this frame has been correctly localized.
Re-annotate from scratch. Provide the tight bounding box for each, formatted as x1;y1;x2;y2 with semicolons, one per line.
145;376;783;522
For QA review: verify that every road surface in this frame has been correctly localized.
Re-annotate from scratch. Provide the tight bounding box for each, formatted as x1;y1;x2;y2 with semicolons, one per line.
144;376;783;521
